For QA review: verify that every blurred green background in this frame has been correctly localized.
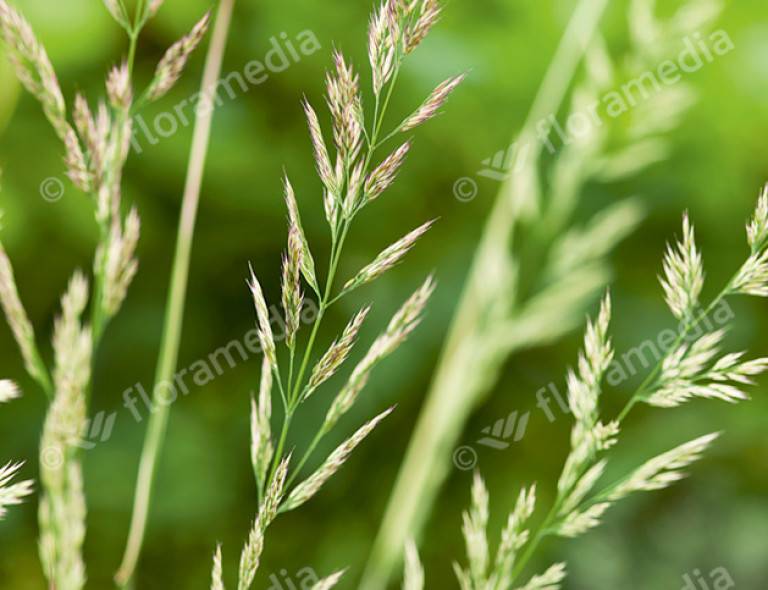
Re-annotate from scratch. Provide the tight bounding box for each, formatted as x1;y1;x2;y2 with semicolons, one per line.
1;0;767;588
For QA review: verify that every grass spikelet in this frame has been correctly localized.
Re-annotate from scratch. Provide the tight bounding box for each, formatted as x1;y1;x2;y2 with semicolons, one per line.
660;213;704;321
606;433;719;500
0;460;33;519
368;3;395;95
0;240;52;394
283;176;319;294
0;379;20;403
282;407;394;512
302;98;337;196
0;0;67;138
247;267;277;369
210;545;225;590
311;570;346;590
746;183;768;251
517;563;567;590
364;141;411;201
403;540;424;590
401;74;465;132
251;357;274;490
307;306;370;397
281;225;304;349
343;220;433;292
147;11;211;101
325;277;434;429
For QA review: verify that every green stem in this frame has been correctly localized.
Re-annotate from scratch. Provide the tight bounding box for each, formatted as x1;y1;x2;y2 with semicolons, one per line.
510;500;562;583
266;411;293;488
115;1;237;585
285;425;327;490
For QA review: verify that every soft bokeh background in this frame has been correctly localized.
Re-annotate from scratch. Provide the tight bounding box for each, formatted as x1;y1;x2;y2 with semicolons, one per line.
1;0;767;588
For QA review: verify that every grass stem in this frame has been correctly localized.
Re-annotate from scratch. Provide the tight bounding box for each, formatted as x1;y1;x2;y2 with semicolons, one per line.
114;1;237;585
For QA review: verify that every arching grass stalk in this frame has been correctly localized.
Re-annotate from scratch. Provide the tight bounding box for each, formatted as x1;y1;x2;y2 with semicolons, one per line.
115;0;237;586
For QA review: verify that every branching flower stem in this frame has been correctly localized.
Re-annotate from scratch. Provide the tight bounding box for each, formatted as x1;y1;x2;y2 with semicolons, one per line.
509;275;739;584
261;69;406;498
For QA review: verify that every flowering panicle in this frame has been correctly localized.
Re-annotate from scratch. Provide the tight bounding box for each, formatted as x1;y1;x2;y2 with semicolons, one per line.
450;194;768;590
1;3;210;588
214;1;460;583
